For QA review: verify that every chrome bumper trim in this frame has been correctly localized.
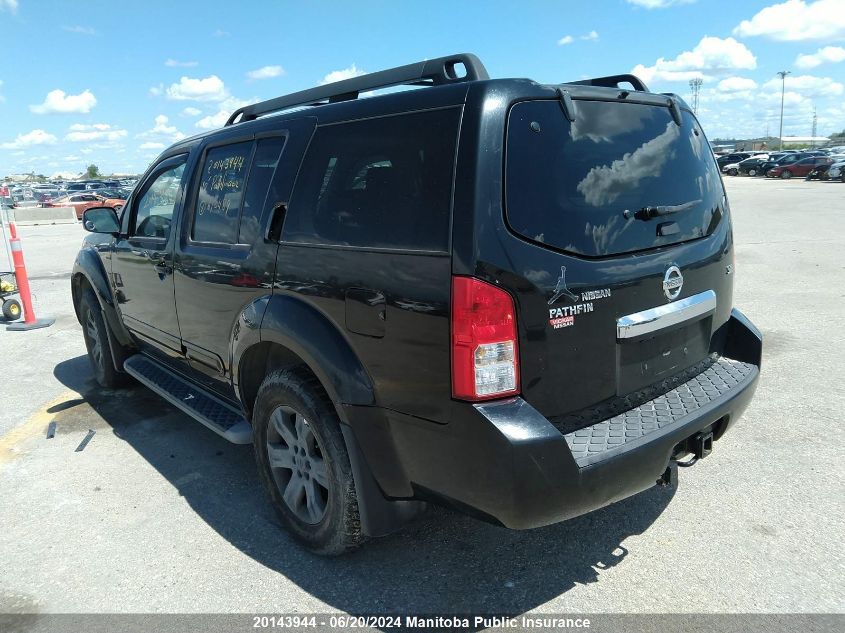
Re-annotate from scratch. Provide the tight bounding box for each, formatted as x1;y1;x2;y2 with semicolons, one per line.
617;290;717;340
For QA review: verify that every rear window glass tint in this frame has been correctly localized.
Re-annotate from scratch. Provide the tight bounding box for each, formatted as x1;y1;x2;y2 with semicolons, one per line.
194;142;252;244
239;136;286;245
506;100;724;258
283;108;460;251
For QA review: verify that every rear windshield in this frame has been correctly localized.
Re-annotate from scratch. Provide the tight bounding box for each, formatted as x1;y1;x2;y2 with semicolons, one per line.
506;99;724;257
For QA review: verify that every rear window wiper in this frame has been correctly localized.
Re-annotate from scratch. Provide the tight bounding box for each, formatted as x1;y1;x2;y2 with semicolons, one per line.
625;199;702;221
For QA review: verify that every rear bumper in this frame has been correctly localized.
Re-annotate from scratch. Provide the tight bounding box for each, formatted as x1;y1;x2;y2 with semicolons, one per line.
349;308;762;529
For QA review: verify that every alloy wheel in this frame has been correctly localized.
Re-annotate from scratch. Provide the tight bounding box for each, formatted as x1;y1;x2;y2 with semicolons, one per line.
85;309;103;369
266;406;330;524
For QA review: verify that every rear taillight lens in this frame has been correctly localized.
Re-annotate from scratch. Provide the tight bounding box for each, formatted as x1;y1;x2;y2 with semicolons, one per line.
451;276;520;401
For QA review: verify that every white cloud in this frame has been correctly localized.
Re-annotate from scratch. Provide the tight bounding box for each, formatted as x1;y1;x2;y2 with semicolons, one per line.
149;83;164;97
247;65;285;80
213;29;230;37
181;106;202;116
195;96;254;130
1;129;58;150
632;36;757;84
581;30;599;41
718;77;758;91
165;59;198;68
762;74;844;97
138;114;186;142
734;0;845;41
795;46;845;68
165;75;228;101
30;89;97;114
139;142;165;150
321;64;366;85
0;0;18;13
558;35;574;45
62;25;96;35
626;0;695;7
65;123;128;142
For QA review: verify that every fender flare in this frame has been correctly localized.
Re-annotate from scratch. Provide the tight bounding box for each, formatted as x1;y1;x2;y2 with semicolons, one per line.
234;293;376;408
232;295;423;536
71;247;134;360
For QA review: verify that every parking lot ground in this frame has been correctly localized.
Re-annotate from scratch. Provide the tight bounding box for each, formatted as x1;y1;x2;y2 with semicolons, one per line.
0;178;844;616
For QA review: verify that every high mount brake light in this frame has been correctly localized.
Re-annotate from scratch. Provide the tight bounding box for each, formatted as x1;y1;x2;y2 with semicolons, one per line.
451;276;520;401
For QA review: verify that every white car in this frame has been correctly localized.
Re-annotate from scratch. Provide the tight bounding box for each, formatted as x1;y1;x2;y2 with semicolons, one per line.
722;162;741;176
827;160;845;180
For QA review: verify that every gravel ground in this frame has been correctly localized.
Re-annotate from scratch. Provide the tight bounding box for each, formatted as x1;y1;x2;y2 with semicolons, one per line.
0;177;843;620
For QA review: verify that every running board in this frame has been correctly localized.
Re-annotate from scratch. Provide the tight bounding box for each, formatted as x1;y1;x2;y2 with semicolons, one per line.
123;354;252;444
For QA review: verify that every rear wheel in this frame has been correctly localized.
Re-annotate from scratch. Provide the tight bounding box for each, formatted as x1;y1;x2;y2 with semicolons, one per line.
253;368;363;556
2;298;21;321
727;168;738;176
781;170;793;179
79;288;122;388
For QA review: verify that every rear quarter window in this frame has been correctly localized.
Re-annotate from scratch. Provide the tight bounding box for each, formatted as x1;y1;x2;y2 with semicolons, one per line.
283;107;461;251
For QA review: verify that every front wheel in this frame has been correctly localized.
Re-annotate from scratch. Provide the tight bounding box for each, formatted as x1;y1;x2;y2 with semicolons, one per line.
253;368;363;556
748;168;757;176
2;298;21;320
728;168;738;176
79;288;122;388
781;170;793;179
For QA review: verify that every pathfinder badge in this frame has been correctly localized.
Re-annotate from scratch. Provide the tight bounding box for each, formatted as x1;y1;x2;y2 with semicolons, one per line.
548;266;579;305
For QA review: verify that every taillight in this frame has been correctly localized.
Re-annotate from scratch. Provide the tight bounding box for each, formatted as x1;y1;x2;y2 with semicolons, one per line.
451;276;520;401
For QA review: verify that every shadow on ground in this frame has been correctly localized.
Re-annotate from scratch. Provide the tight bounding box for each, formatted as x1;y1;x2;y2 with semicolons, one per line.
54;355;676;615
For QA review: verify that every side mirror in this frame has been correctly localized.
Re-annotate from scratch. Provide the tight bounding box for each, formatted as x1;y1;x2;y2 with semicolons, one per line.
82;206;120;234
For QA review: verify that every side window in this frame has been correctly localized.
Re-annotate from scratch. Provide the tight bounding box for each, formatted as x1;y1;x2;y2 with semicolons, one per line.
239;136;286;246
193;142;252;244
284;108;461;251
132;159;187;240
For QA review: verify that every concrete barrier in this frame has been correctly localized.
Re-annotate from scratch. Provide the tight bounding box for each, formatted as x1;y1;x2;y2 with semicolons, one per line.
11;207;78;226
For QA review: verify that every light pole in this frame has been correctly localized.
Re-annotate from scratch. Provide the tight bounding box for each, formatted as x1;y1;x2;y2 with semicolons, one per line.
777;70;791;150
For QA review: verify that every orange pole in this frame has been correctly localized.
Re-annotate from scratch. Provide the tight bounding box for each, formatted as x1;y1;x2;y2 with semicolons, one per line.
4;216;54;330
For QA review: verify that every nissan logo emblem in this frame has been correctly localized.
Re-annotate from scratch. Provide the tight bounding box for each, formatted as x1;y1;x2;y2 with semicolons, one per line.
663;266;683;301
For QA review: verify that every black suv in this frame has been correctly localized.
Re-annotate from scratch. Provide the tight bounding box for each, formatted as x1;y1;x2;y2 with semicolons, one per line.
73;53;762;555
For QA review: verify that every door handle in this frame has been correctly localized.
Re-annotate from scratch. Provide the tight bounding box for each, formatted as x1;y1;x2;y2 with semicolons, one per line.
152;259;172;276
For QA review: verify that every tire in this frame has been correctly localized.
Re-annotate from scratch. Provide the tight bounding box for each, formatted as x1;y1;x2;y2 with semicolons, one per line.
79;288;122;388
2;298;21;321
748;168;757;176
781;170;793;179
728;168;738;176
253;367;363;556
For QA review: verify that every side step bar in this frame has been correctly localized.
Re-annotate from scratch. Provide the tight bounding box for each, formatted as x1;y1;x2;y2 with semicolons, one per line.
123;354;252;444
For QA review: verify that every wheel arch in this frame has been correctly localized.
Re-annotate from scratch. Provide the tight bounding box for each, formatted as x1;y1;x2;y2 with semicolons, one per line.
233;294;376;417
233;296;421;537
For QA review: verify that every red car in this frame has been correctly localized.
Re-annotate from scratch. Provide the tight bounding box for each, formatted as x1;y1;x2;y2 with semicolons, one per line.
767;156;832;179
50;193;110;219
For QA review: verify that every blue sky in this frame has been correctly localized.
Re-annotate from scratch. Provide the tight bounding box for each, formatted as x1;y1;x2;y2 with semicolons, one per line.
1;0;843;176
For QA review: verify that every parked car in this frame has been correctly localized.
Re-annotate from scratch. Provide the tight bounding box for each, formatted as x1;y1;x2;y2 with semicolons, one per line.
737;156;769;176
722;162;741;176
716;152;754;169
826;159;845;181
759;152;810;176
73;53;761;555
94;192;127;212
52;193;108;219
767;156;832;179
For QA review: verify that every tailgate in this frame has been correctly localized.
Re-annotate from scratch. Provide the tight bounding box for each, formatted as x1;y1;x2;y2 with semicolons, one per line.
502;95;733;423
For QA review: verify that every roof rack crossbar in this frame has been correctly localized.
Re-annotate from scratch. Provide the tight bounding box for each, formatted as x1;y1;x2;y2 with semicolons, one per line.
569;74;650;93
225;53;489;126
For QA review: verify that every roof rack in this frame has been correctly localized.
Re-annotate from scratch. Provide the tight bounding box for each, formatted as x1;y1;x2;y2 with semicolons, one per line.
569;74;650;93
226;53;489;126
